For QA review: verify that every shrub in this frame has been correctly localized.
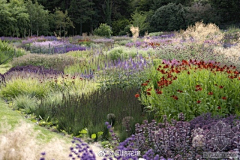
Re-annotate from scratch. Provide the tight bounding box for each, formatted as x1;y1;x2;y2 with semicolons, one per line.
151;3;188;31
93;23;113;38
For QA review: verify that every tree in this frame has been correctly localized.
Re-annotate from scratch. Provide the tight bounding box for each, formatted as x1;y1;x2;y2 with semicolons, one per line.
102;0;112;26
53;8;74;37
131;10;150;35
151;3;188;31
0;0;29;37
9;0;29;37
26;0;49;36
151;0;192;10
131;0;153;12
69;0;95;35
0;0;13;36
209;0;240;23
112;18;130;35
186;1;220;26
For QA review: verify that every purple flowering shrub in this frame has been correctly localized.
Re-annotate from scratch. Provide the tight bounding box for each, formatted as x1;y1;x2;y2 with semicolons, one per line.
112;113;240;159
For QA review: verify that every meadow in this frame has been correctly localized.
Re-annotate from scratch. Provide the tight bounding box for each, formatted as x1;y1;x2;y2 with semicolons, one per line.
1;22;240;160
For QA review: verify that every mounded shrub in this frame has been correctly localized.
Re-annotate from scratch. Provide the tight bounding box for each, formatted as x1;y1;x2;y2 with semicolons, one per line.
93;23;113;38
151;3;188;31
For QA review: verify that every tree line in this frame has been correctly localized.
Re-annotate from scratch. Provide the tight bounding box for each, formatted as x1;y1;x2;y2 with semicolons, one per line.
0;0;239;37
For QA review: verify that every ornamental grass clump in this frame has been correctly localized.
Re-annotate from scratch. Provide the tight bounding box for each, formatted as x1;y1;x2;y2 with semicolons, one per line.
0;77;50;99
33;87;145;137
137;59;240;121
180;21;223;45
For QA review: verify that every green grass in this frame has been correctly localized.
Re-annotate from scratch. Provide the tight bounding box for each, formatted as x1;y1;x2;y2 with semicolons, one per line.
0;98;71;143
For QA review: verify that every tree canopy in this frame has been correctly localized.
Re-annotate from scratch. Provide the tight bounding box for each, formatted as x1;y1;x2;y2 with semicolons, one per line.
0;0;239;37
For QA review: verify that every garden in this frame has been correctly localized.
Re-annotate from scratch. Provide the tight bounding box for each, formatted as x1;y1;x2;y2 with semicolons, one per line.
1;22;240;160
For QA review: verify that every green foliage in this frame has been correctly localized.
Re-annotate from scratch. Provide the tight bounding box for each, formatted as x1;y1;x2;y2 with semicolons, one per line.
102;0;112;26
105;46;150;61
33;87;145;137
138;61;240;121
130;10;150;35
119;24;132;36
12;95;38;114
93;23;113;38
151;3;188;31
0;0;29;37
26;0;49;36
209;0;240;23
150;0;192;10
186;2;220;26
69;0;95;35
52;8;74;37
112;18;130;36
0;40;26;65
148;31;165;37
0;78;50;99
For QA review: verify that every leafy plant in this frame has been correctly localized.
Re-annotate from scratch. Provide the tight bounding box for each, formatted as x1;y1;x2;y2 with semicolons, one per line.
93;23;113;38
137;59;240;121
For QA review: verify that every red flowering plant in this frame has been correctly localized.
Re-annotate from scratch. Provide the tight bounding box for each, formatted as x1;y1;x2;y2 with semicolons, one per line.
137;59;240;121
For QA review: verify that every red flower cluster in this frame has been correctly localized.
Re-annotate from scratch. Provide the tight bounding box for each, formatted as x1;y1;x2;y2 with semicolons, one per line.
171;95;178;100
208;92;213;95
148;42;160;48
195;85;202;91
135;93;140;98
156;89;163;94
